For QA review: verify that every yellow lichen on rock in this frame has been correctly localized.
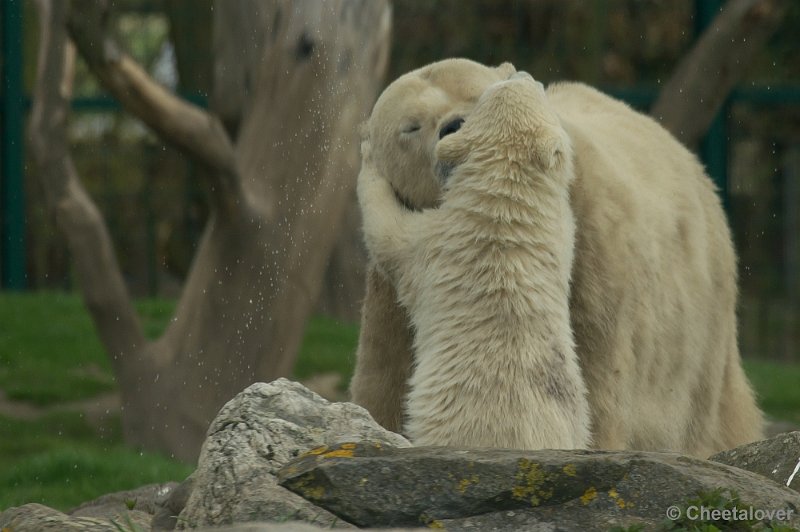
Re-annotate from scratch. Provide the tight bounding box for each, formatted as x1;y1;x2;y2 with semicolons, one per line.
456;474;479;493
512;459;553;506
290;474;326;501
304;445;329;456
562;464;577;477
608;487;631;509
580;486;597;505
310;442;357;459
322;448;355;459
304;485;325;500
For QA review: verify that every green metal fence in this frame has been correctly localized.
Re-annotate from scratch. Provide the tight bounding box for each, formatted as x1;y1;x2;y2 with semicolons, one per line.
1;0;25;290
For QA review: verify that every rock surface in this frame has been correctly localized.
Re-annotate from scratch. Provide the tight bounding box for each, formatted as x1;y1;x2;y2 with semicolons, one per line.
69;481;178;519
279;442;800;531
711;430;800;493
152;474;196;530
0;502;151;531
0;503;423;532
176;379;410;529
0;483;177;531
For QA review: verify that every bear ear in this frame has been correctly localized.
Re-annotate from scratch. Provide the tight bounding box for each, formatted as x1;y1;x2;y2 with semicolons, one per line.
538;133;569;171
543;146;562;170
496;62;517;79
361;138;373;162
359;122;374;162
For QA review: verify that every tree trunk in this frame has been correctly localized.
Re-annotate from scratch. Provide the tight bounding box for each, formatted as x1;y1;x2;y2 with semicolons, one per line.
651;0;787;147
211;0;371;324
164;0;213;96
317;195;368;322
30;0;391;462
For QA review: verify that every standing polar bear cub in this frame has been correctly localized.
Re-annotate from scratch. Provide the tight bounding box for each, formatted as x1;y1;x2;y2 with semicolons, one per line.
352;59;764;457
358;73;590;449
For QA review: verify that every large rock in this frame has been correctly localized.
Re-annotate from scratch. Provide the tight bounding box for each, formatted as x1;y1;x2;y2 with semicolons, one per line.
176;379;410;529
0;483;177;531
279;442;800;531
711;430;800;493
152;475;196;530
0;503;151;531
70;481;178;519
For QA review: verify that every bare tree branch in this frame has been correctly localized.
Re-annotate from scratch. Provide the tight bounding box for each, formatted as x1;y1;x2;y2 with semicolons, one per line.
652;0;787;147
66;0;244;214
29;0;148;371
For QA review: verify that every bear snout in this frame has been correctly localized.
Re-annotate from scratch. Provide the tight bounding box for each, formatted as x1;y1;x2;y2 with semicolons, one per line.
510;70;534;82
434;159;455;184
438;117;465;139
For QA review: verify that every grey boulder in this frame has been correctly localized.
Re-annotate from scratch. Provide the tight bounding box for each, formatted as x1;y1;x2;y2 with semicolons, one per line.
279;442;800;531
711;430;800;493
175;378;410;529
0;503;151;531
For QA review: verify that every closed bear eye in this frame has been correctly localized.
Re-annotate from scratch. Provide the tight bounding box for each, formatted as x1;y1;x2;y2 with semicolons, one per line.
400;122;421;135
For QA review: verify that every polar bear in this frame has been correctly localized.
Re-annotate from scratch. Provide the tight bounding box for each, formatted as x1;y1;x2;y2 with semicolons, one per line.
358;73;591;449
350;58;764;457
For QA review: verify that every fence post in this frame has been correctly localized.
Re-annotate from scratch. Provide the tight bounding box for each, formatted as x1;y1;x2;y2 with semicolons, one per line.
1;0;26;289
783;146;799;362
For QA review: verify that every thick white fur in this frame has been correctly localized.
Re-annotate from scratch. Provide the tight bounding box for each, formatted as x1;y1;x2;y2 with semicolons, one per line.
351;59;764;457
358;75;591;449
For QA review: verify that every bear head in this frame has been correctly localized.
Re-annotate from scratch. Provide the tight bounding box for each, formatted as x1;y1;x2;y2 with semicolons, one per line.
364;58;516;209
434;71;571;185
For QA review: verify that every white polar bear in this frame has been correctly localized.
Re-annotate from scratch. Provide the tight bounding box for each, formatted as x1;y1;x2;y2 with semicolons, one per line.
351;59;764;457
358;73;591;449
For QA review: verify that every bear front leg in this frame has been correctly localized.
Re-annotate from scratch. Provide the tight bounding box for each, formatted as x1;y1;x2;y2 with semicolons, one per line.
356;150;418;271
349;264;415;432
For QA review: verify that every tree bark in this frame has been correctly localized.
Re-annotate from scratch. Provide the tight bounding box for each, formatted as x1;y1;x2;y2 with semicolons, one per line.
30;0;391;462
67;0;242;215
163;0;213;96
29;0;150;389
317;196;368;322
210;0;277;139
651;0;787;147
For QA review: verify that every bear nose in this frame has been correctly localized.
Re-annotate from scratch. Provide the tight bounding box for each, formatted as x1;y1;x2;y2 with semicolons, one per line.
438;117;464;139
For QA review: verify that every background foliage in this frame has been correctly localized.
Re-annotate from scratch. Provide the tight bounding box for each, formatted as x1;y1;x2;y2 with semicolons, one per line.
14;0;800;361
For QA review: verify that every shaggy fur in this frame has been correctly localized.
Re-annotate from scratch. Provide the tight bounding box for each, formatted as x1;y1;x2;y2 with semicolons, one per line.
350;58;764;457
358;74;591;448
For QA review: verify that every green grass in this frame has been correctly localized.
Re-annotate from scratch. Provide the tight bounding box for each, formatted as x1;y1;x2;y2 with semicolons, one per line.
295;314;359;388
0;293;359;405
743;358;800;424
0;292;111;405
0;291;359;512
0;292;176;406
0;412;192;511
